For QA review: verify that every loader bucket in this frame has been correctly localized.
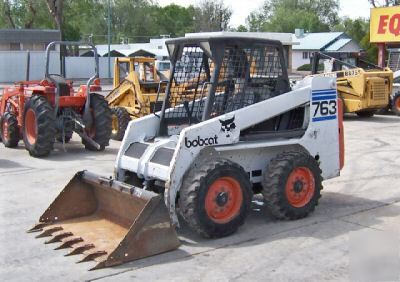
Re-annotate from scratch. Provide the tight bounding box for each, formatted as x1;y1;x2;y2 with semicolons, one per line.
28;171;180;270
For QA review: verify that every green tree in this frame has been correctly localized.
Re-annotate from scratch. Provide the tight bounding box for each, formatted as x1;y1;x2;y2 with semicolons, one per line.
194;0;232;32
152;4;196;37
111;0;159;43
0;0;53;29
63;0;106;42
333;17;369;43
246;0;339;33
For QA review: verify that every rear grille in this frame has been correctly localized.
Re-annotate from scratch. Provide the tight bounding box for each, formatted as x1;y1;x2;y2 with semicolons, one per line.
371;81;387;101
150;147;174;166
124;142;148;158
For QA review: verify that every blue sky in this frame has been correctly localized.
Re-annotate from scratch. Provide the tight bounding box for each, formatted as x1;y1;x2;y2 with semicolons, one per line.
158;0;372;28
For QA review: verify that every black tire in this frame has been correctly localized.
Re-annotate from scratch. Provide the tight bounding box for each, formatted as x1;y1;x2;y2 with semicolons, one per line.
22;95;56;157
111;107;131;141
356;110;375;118
392;92;400;116
179;158;252;238
82;93;112;151
1;112;20;147
262;151;322;220
376;107;389;115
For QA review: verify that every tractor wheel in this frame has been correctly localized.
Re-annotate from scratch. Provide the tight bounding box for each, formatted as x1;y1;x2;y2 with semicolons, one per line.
356;110;375;118
262;151;322;220
1;112;20;147
82;93;112;151
179;158;252;238
111;107;131;141
392;92;400;116
22;95;56;157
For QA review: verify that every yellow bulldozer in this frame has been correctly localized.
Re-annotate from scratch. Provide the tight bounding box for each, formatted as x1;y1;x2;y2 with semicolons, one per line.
311;52;393;117
106;57;169;140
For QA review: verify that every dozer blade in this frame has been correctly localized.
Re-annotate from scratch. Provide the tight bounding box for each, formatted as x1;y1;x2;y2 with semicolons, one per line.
28;171;180;270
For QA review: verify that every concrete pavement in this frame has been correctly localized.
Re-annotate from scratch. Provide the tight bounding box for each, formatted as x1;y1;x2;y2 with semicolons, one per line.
0;114;399;281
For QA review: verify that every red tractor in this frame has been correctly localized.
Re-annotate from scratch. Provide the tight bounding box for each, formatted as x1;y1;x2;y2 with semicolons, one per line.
0;41;111;157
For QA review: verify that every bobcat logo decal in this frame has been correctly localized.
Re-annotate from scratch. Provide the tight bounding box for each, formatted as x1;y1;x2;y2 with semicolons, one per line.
219;116;236;138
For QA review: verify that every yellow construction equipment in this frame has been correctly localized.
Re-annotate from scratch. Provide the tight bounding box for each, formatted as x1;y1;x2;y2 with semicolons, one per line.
312;52;393;117
106;57;168;140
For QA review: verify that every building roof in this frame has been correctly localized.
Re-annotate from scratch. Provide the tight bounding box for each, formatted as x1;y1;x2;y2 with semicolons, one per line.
292;32;344;50
94;38;169;58
185;31;295;45
324;38;353;52
0;29;61;44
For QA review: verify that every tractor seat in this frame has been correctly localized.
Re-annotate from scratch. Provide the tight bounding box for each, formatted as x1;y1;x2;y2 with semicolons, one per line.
48;74;70;96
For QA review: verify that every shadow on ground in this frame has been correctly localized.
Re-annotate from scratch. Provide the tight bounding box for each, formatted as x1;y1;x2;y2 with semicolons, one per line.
344;114;399;124
84;191;400;280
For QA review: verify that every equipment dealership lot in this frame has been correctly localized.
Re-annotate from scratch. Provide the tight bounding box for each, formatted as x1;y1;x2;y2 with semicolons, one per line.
0;115;399;281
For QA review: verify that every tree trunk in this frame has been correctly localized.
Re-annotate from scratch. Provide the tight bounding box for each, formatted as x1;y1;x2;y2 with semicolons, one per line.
3;0;16;28
46;0;63;32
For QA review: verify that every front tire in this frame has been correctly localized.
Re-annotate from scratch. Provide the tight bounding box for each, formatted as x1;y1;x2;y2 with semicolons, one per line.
111;107;131;141
82;93;112;151
1;112;20;147
179;158;252;238
392;92;400;116
262;151;322;220
22;95;56;157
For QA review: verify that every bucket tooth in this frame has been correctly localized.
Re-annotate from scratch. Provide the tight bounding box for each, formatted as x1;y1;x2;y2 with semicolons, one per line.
27;222;50;233
35;226;63;238
45;231;73;244
77;251;107;263
66;243;95;256
55;237;83;250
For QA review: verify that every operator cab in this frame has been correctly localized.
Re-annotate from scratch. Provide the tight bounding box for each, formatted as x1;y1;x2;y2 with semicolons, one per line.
158;36;304;138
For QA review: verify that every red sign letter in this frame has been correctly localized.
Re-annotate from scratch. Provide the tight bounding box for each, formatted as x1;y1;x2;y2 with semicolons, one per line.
378;15;389;34
389;14;400;36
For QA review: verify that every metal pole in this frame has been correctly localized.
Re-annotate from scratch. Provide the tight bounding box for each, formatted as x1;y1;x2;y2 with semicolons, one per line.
107;0;111;78
377;43;386;68
26;50;30;81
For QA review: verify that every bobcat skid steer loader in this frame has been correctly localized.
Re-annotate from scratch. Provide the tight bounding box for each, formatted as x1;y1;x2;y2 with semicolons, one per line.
29;35;344;270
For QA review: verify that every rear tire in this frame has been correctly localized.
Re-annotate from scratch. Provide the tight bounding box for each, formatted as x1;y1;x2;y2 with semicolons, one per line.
1;112;20;147
356;110;375;118
82;93;112;151
111;107;131;141
262;151;322;220
22;95;56;157
179;158;252;238
392;92;400;116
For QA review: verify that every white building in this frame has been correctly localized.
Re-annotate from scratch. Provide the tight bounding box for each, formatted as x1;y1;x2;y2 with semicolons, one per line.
292;29;361;70
82;38;170;60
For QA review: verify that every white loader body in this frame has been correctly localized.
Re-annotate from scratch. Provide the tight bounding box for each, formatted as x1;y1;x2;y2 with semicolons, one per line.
115;76;340;225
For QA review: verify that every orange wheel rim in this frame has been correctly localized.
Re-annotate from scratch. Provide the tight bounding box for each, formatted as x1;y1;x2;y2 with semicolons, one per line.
205;176;243;224
285;167;315;208
396;97;400;111
25;109;37;144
